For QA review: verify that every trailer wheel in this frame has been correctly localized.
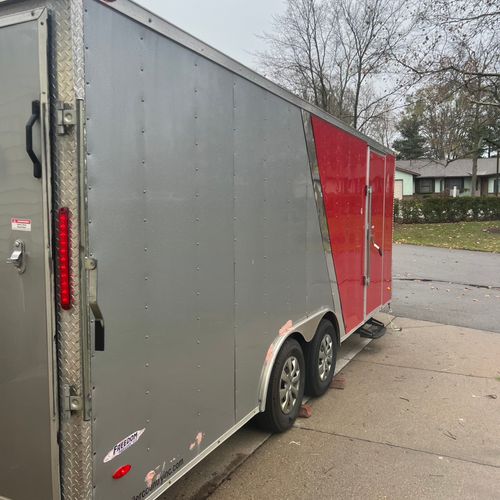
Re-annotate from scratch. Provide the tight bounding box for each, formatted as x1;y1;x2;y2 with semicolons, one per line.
257;338;305;433
306;319;337;397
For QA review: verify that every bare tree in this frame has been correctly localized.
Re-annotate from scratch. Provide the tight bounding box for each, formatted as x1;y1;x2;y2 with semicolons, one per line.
337;0;414;128
397;0;500;108
257;0;338;112
391;0;500;194
257;0;416;141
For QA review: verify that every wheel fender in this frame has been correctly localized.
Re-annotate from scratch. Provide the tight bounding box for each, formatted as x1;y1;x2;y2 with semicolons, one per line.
257;308;338;411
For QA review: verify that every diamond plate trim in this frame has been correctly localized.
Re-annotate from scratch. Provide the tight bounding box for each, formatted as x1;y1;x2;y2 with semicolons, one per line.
49;2;92;498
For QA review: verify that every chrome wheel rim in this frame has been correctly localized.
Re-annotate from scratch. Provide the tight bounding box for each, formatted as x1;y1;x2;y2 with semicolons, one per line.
279;356;301;414
318;334;333;382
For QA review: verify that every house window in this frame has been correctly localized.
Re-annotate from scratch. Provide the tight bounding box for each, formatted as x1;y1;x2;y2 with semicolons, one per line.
415;178;434;194
444;177;464;193
492;179;499;194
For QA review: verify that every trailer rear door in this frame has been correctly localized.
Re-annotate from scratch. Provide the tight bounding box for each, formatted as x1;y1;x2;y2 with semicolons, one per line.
0;10;59;500
366;150;386;315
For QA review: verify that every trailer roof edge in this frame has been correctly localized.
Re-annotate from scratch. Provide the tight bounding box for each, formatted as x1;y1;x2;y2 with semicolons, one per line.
93;0;393;155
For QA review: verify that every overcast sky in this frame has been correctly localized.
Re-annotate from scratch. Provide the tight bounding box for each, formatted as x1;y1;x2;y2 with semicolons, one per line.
138;0;285;69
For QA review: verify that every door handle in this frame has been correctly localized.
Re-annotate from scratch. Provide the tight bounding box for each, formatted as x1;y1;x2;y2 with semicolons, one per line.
26;100;42;179
370;227;383;256
372;239;383;256
7;240;26;274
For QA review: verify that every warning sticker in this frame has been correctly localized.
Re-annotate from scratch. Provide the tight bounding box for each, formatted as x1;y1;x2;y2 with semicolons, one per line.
103;428;145;463
11;218;32;232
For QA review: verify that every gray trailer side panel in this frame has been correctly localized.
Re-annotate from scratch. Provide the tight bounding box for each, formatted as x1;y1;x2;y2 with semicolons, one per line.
233;79;334;419
85;2;236;498
84;0;335;498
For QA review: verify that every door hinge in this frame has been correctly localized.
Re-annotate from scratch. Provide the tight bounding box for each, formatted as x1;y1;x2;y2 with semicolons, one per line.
364;275;371;286
63;384;83;414
56;100;76;135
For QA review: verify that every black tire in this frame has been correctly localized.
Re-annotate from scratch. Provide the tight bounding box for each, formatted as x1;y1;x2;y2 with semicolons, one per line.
306;319;338;397
256;338;305;433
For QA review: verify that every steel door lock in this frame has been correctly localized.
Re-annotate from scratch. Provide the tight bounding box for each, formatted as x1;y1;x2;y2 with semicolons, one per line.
7;240;26;274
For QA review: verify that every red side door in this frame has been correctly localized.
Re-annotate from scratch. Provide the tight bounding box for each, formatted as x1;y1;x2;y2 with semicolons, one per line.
366;151;385;315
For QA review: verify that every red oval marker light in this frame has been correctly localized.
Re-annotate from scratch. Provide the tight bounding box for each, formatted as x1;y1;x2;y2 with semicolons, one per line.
112;464;132;480
58;207;72;310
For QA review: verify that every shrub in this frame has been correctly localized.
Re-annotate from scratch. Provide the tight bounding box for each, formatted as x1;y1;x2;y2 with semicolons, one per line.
394;197;500;224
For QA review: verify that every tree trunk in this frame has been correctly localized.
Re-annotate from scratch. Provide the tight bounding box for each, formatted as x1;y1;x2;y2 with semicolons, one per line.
471;152;479;197
353;70;362;129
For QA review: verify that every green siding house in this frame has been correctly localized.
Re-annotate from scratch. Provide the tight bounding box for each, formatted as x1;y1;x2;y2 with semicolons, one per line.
396;158;499;197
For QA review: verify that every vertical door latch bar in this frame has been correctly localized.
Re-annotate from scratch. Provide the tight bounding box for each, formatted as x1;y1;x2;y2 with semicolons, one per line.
364;185;373;286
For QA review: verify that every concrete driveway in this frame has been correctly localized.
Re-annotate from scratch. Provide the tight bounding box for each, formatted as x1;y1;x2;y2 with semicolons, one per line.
392;244;500;333
207;316;500;500
164;315;500;499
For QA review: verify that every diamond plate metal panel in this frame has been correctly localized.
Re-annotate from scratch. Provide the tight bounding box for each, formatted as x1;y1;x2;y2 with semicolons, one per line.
1;1;92;498
50;2;92;498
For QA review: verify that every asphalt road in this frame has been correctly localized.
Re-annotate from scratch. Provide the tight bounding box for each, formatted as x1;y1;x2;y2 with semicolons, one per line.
392;244;500;333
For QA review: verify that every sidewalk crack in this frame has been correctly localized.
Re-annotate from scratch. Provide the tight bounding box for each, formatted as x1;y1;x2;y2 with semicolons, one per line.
295;426;500;471
351;359;495;380
394;277;500;291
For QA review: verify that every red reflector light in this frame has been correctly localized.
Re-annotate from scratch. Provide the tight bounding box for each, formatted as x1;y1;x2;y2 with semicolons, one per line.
58;207;72;310
112;464;132;480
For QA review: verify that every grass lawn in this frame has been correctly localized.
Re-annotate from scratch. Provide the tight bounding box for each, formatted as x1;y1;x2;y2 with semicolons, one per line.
394;221;500;253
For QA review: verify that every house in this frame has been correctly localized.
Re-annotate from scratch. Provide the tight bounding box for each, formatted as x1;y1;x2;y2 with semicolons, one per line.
396;158;499;197
394;165;419;200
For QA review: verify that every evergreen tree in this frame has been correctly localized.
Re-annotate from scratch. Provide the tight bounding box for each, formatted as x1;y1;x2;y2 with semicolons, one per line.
392;106;427;159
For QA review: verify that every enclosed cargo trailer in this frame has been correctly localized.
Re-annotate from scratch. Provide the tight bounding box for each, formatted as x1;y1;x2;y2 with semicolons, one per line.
0;1;395;499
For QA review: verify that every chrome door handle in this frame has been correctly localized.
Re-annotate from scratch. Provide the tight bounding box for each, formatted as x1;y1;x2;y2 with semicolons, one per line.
372;239;382;256
7;240;26;274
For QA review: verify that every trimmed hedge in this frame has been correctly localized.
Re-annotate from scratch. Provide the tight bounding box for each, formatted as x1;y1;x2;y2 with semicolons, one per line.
394;197;500;224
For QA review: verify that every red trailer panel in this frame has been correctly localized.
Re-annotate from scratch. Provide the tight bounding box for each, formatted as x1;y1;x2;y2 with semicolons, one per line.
311;116;367;334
